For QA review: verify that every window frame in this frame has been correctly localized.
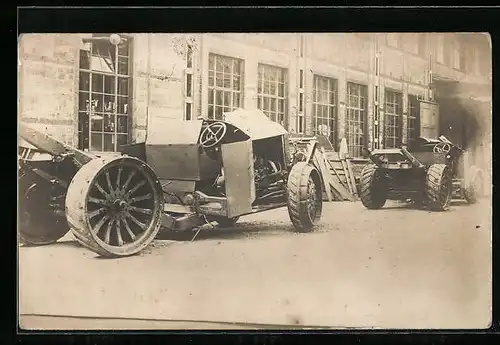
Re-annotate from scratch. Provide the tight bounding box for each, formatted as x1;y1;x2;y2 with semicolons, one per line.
345;81;368;158
207;53;244;120
312;74;338;148
383;89;403;149
77;35;132;153
257;63;288;127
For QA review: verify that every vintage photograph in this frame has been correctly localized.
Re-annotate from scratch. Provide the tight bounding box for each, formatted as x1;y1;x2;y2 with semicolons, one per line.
18;32;492;330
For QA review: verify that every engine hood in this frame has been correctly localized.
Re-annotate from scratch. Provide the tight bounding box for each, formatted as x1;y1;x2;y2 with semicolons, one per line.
222;108;288;141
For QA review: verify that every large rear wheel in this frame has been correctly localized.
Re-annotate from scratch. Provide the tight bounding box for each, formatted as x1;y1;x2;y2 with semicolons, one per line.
286;162;323;233
65;156;164;257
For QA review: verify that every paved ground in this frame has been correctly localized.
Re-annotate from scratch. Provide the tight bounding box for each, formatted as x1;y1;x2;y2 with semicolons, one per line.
18;199;492;330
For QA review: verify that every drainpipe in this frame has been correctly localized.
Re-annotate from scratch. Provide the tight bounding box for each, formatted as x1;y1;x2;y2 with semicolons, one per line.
144;34;152;142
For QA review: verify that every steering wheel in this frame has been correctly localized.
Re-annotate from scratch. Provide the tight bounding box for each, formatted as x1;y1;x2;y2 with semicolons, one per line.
433;142;451;154
200;122;227;148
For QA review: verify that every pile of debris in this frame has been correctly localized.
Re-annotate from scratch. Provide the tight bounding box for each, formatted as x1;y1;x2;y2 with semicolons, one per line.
289;135;358;202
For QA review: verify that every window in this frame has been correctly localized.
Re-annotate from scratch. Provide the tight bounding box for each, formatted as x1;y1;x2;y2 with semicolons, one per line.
208;54;244;120
257;63;288;126
78;36;131;152
407;95;421;149
312;75;337;147
384;90;403;148
346;82;367;158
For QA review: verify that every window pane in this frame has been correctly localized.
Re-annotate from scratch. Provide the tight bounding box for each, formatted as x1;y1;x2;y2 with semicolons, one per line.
103;134;114;151
208;89;214;105
214;106;223;120
91;94;104;112
232;94;240;108
92;74;103;93
223;91;230;107
80;50;90;70
118;43;129;56
185;103;192;120
222;59;231;73
103;114;115;132
269;81;276;95
233;75;240;90
79;111;89;131
209;55;215;70
117;96;128;114
90;133;103;151
186;74;192;98
215;90;223;106
264;81;270;94
103;94;115;113
118;77;128;95
91;115;103;132
223;74;231;88
263;97;269;111
216;72;223;87
79;92;89;111
208;71;214;87
118;57;128;75
270;98;276;112
279;100;285;113
116;115;128;133
233;60;241;74
208;105;214;119
104;75;115;94
91;55;115;74
79;72;90;91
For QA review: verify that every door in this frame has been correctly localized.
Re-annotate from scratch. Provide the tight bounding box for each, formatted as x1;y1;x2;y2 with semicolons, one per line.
221;139;255;218
420;101;439;138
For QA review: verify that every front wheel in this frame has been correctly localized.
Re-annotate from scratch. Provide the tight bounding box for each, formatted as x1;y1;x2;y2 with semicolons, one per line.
359;164;388;210
286;162;323;233
425;164;452;211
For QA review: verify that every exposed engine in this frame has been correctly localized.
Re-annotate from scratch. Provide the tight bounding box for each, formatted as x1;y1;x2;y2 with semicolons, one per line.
214;153;285;202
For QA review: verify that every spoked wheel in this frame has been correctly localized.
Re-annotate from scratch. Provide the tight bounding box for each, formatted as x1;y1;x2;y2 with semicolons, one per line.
18;172;69;246
425;163;452;211
65;156;164;257
287;162;323;233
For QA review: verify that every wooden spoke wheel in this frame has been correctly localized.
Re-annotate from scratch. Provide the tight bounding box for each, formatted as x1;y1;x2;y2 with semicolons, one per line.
18;172;69;246
65;156;164;257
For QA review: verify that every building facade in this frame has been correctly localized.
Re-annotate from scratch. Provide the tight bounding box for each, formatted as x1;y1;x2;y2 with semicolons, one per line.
18;33;491;167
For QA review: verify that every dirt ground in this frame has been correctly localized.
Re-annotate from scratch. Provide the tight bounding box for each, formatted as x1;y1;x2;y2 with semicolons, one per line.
18;199;492;330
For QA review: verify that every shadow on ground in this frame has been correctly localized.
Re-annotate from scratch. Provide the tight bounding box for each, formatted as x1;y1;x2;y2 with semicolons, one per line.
155;221;299;242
